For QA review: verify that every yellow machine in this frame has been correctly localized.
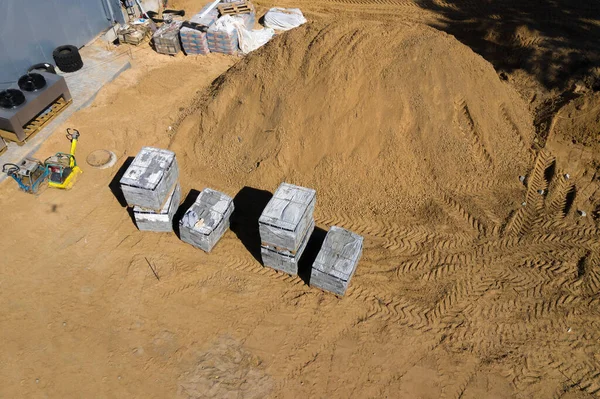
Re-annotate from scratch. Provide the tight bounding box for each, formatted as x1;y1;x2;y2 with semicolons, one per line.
45;128;82;190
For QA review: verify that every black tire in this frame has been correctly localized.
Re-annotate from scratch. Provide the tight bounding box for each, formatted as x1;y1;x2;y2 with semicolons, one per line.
27;63;56;74
58;60;84;73
52;45;84;73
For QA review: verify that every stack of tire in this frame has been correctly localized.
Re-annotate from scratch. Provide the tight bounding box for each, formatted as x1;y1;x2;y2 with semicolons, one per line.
52;45;84;73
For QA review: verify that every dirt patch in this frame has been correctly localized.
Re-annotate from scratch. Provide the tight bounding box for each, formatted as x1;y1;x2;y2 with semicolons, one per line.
178;336;272;398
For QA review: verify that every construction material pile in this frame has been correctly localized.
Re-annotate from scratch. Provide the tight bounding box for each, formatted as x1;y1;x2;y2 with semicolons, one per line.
179;3;220;55
154;20;184;55
259;183;316;274
152;1;303;56
310;227;363;296
180;188;235;252
120;147;180;232
153;0;259;56
118;147;362;293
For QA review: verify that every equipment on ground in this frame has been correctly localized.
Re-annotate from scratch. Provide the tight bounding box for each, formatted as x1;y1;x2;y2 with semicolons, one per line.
45;128;82;190
2;128;82;193
2;158;49;194
0;70;71;144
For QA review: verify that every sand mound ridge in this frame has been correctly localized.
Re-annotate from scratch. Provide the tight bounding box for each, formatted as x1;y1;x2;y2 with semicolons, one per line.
173;21;534;224
554;91;600;150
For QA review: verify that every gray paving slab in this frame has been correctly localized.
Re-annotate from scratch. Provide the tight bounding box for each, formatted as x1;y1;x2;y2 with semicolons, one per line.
180;188;234;253
261;219;314;275
310;226;364;296
120;147;179;210
259;182;316;252
133;183;181;232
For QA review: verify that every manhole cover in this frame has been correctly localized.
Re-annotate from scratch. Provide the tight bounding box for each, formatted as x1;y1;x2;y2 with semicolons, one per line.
86;150;117;169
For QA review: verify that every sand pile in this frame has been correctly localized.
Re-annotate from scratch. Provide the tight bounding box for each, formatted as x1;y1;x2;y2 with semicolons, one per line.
172;21;534;223
554;91;600;150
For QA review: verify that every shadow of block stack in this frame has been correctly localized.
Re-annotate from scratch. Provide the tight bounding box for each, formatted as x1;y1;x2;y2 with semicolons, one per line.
207;4;256;55
153;20;184;55
259;183;316;275
180;188;234;252
310;226;363;296
120;147;180;232
179;3;219;55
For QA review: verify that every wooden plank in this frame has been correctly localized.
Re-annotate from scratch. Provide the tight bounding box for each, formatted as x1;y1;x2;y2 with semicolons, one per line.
0;97;72;146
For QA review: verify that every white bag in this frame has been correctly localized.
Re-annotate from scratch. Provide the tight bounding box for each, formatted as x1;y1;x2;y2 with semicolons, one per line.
238;27;275;54
263;8;307;31
210;15;239;34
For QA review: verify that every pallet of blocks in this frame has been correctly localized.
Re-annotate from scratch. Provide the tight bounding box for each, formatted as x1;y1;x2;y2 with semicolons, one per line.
153;20;184;55
119;147;179;211
310;226;363;296
259;182;316;275
179;188;234;252
207;6;255;55
179;3;219;55
133;183;181;232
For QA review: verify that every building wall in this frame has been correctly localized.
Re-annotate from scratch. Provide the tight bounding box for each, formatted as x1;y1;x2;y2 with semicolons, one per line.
0;0;124;89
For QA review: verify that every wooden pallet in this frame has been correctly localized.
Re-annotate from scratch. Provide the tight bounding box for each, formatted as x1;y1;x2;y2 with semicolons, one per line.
0;96;72;146
0;139;7;156
218;2;252;15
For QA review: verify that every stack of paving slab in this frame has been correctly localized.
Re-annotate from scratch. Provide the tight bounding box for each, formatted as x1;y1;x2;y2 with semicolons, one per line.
259;183;316;275
179;3;220;55
179;188;234;252
120;147;180;232
153;20;184;55
310;226;363;296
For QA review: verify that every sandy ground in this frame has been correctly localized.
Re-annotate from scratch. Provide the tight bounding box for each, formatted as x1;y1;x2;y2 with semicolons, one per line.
1;0;600;398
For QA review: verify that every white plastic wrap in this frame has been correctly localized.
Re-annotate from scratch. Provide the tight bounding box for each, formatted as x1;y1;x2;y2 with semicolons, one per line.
210;15;239;34
263;8;306;31
238;27;275;54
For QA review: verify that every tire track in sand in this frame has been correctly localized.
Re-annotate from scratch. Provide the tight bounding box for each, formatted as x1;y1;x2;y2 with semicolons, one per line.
500;103;535;161
504;150;555;237
456;98;494;168
545;174;575;221
438;191;488;236
440;358;480;399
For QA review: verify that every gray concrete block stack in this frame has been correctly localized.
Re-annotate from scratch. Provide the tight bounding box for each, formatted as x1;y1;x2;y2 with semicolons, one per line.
133;183;181;232
259;183;316;275
153;20;184;55
179;188;234;252
120;147;180;232
310;226;363;296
